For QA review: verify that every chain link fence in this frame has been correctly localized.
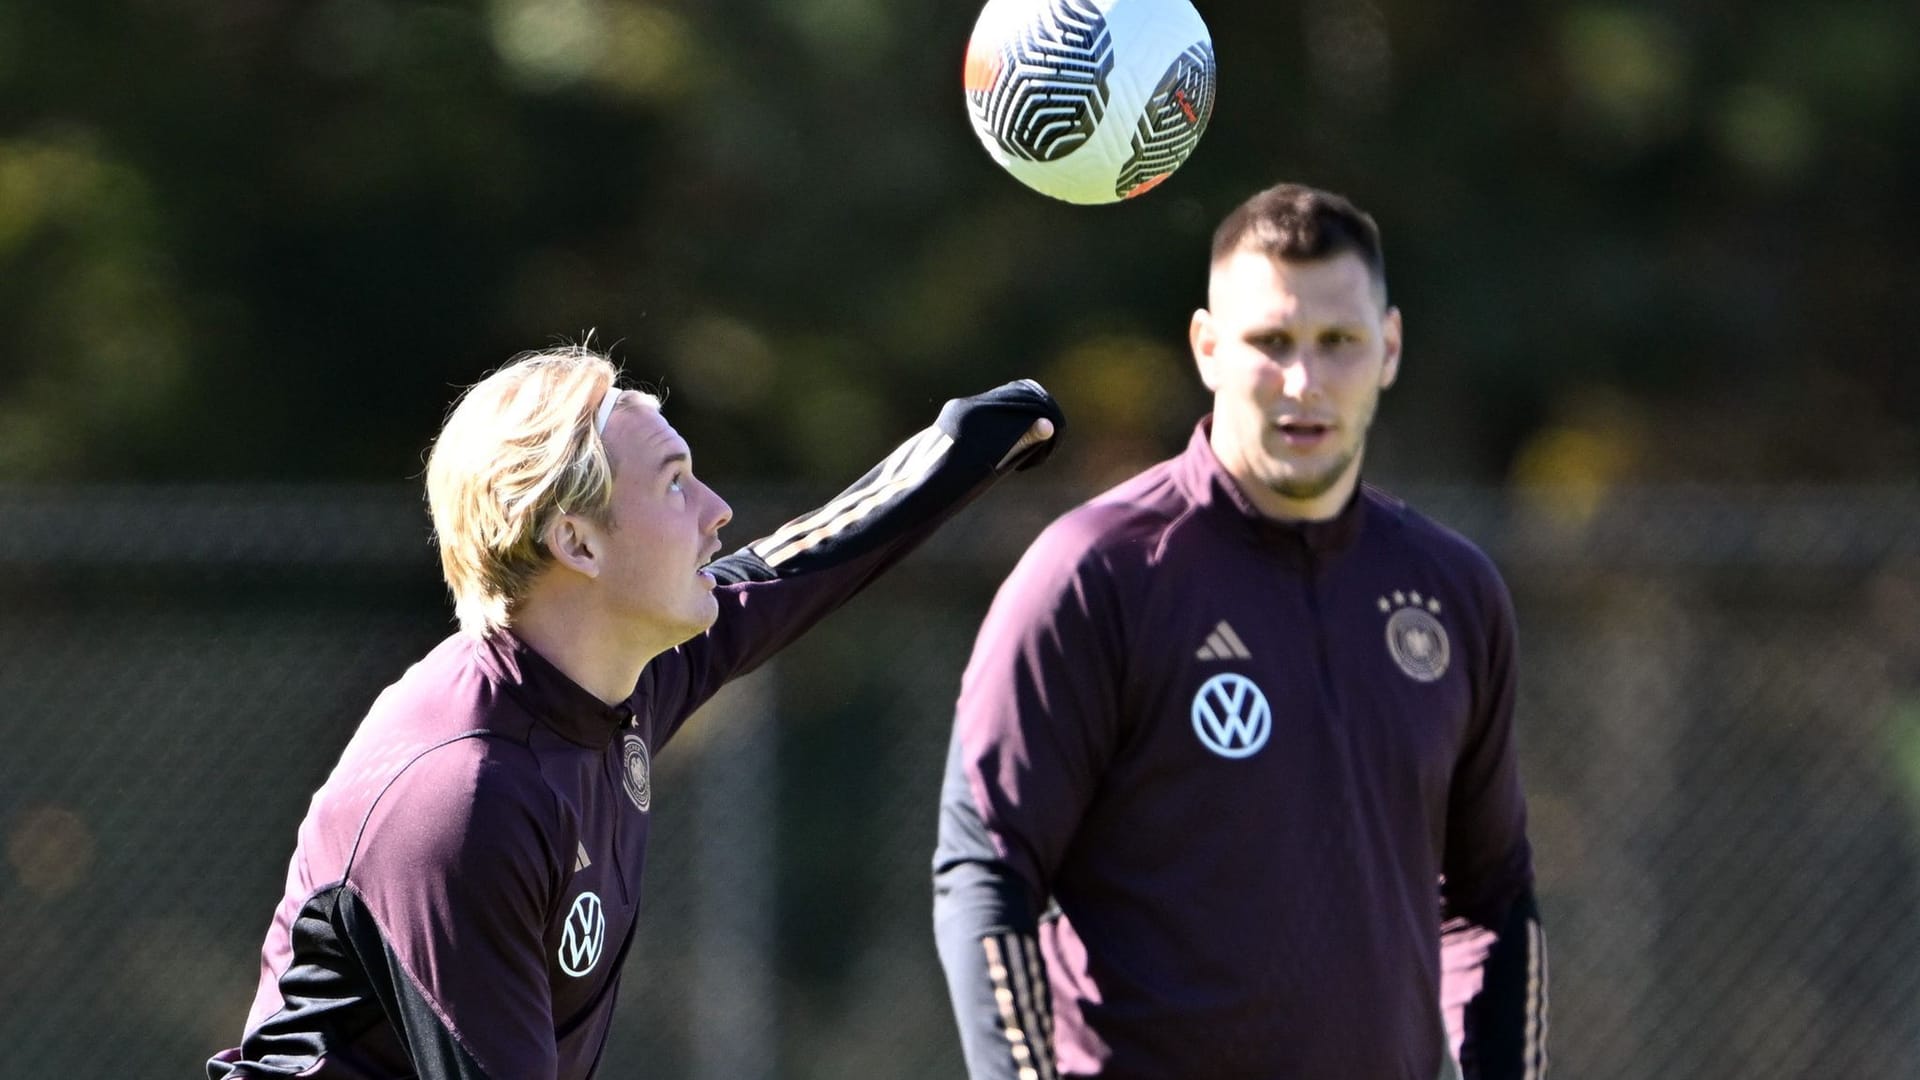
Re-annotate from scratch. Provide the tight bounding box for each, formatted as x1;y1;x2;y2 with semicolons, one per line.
3;483;1918;1079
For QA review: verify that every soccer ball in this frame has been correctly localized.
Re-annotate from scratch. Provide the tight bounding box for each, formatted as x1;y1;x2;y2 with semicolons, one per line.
963;0;1216;205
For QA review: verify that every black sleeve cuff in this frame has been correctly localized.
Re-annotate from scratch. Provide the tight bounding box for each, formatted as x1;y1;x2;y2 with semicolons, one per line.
935;863;1057;1080
1458;890;1547;1080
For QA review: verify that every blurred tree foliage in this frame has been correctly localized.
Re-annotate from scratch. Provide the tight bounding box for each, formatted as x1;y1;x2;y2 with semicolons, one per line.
1;0;1915;490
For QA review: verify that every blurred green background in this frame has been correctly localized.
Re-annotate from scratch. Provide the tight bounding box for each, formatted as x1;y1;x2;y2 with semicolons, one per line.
2;0;1918;1077
5;0;1914;490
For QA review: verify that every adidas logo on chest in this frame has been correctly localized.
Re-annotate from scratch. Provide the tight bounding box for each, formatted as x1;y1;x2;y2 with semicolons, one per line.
1194;619;1251;661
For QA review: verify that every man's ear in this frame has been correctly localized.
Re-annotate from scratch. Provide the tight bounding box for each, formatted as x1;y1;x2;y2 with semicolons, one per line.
544;514;601;578
1380;306;1404;390
1190;308;1220;392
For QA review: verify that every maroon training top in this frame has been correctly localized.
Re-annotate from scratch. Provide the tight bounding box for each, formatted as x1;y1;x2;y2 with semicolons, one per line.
935;418;1537;1079
211;380;1062;1079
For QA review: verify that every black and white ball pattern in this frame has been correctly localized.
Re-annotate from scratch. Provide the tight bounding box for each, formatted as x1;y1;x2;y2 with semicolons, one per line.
1115;42;1216;199
964;0;1216;204
967;0;1115;163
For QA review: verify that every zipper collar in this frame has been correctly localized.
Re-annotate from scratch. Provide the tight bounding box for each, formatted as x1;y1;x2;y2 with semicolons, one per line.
475;628;633;748
1176;416;1367;564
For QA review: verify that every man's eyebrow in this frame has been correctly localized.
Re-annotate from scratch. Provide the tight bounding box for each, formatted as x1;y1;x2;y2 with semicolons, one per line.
655;450;690;472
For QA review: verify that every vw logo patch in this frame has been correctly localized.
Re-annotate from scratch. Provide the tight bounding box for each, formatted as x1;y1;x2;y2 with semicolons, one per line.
1190;673;1272;759
620;733;652;812
558;891;606;977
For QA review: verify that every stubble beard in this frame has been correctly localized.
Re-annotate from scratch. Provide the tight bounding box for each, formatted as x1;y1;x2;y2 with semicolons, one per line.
1266;389;1381;502
1262;408;1377;504
1266;444;1361;502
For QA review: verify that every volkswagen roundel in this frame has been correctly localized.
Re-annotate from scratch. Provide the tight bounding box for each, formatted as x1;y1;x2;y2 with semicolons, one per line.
1190;672;1271;758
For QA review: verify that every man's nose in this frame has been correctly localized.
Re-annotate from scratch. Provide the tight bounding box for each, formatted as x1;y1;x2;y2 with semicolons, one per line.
1279;356;1315;400
707;488;734;533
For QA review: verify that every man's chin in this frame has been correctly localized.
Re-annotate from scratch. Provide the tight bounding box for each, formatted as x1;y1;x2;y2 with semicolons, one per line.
1272;479;1342;502
1261;450;1358;502
1262;468;1344;503
692;595;722;631
666;600;721;645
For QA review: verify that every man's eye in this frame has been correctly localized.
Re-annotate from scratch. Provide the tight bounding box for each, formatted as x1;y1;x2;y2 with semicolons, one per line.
668;474;685;493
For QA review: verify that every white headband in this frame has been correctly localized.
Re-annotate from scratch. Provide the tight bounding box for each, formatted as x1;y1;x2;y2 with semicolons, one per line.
594;385;623;434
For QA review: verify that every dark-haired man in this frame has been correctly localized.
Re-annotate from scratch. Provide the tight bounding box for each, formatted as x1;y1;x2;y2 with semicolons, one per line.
933;183;1547;1079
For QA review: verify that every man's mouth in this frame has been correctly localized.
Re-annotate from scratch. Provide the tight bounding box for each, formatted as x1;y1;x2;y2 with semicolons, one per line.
1274;419;1334;445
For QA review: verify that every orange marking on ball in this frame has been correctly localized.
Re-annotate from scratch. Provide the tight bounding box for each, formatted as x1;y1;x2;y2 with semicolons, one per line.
963;44;1003;93
1124;173;1173;199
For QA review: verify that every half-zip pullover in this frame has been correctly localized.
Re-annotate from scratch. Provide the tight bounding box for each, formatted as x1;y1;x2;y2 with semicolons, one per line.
211;381;1062;1080
935;417;1542;1079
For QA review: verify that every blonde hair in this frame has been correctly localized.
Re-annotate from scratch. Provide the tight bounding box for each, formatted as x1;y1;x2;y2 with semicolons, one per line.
425;345;659;634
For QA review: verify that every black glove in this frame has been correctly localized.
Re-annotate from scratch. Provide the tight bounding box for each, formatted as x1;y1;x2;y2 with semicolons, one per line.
937;378;1065;473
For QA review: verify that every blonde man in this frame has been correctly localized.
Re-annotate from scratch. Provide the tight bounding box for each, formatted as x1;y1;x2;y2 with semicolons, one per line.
212;345;1060;1080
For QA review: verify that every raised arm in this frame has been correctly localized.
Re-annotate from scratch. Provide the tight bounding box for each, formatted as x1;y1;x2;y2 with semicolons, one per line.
642;380;1062;744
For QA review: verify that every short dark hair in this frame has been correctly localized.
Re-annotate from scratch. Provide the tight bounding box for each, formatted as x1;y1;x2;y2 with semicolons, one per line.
1210;183;1387;299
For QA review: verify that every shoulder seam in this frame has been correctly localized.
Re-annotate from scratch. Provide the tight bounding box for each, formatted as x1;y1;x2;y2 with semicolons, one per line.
1149;501;1203;565
342;730;552;882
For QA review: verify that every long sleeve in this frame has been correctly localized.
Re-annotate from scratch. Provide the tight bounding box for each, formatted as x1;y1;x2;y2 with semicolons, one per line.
932;511;1128;1080
641;379;1063;746
1440;563;1548;1079
1443;892;1547;1080
934;733;1058;1080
